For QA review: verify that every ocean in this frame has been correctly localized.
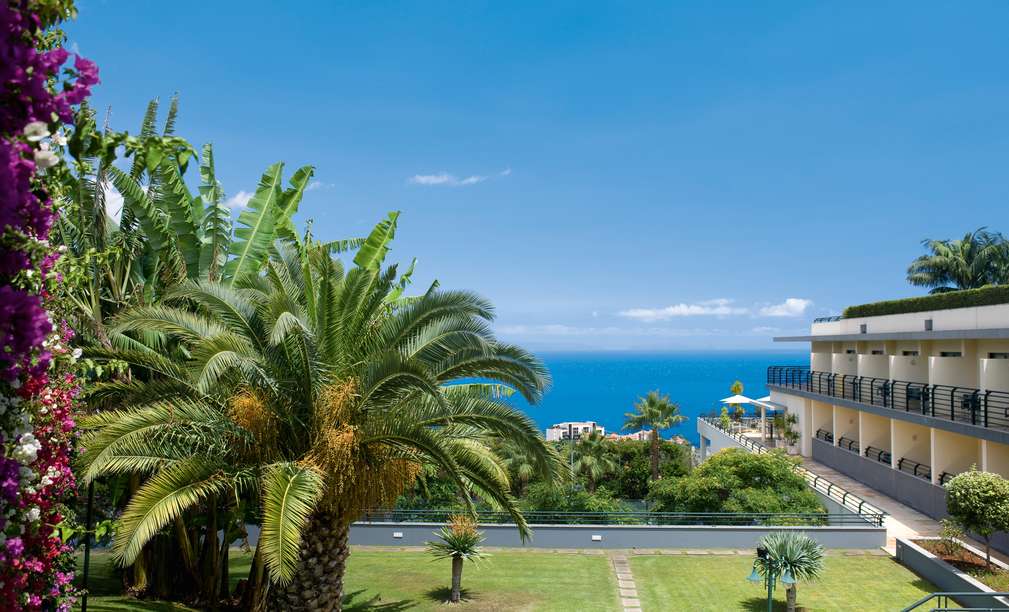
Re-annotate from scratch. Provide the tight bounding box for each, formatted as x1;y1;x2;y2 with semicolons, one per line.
513;351;808;446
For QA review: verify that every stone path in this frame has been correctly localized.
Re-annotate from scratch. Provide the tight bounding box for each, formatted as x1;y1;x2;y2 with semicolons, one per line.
610;553;641;612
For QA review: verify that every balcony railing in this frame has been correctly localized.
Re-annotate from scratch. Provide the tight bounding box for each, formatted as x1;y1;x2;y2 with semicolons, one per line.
815;428;833;443
767;366;1009;432
837;436;860;454
896;457;931;482
864;445;892;465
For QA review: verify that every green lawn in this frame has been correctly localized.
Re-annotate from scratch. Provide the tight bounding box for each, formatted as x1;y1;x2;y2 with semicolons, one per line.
630;553;944;611
76;548;619;611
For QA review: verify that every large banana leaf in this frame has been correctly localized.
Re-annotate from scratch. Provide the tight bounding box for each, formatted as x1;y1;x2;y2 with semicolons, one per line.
198;144;231;280
275;165;315;244
154;161;201;277
107;166;174;257
353;211;400;271
223;162;284;286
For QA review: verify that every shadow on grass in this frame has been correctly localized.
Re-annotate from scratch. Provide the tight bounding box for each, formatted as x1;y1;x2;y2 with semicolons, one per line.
343;589;417;611
740;596;787;611
423;586;477;605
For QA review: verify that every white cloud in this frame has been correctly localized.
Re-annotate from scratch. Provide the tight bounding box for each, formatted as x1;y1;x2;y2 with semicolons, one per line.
758;298;813;317
619;299;748;322
306;180;334;191
408;168;511;187
751;326;781;334
497;324;728;338
224;190;253;210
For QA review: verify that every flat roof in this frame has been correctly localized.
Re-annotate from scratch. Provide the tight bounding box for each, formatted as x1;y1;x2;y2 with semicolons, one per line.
774;327;1009;342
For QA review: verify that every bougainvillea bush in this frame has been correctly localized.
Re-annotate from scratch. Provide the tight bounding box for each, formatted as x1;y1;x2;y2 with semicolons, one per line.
1;1;97;609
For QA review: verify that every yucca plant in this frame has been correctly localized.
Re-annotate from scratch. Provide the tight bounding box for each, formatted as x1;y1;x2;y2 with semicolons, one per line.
755;532;824;612
427;515;487;603
79;214;561;611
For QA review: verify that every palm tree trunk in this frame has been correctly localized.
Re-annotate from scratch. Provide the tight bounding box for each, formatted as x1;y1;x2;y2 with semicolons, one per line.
786;584;797;612
450;555;464;603
268;511;350;611
650;430;660;481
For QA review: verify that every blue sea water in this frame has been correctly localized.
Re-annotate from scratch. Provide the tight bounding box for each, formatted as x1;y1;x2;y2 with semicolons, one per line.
513;351;808;446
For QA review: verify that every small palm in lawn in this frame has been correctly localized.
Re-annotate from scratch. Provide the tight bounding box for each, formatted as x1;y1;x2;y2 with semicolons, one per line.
427;515;487;603
906;227;1009;293
754;532;825;612
572;431;618;492
624;390;687;481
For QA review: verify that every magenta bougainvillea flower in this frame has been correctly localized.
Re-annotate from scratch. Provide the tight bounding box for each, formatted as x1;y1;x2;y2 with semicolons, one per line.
1;1;98;610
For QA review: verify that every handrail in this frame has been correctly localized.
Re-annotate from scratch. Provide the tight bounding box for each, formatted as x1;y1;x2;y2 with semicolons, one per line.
699;416;887;526
766;366;1009;433
897;456;932;481
837;436;860;454
901;591;1009;611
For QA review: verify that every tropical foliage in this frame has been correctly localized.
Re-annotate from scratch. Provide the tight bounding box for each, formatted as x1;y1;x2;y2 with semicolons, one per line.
624;390;687;481
753;532;825;612
906;227;1009;294
78;216;561;610
426;515;487;603
648;449;824;515
572;430;618;492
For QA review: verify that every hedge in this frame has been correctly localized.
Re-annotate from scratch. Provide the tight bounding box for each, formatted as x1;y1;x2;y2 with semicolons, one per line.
843;285;1009;318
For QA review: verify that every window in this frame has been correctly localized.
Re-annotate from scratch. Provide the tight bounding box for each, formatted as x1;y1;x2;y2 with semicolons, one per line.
989;352;1009;359
940;351;962;357
846;349;856;354
902;350;919;356
871;350;884;355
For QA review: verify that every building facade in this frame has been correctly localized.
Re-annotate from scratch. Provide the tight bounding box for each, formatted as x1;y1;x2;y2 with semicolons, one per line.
545;421;605;441
768;301;1009;521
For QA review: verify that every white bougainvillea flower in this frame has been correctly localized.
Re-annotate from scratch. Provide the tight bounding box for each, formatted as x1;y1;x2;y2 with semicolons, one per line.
23;121;49;141
33;150;60;169
52;130;67;146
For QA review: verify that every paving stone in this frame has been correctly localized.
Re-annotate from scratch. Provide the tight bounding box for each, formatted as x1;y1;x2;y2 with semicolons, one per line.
617;572;633;580
623;608;642;612
612;555;628;561
618;580;636;589
619;588;639;598
621;598;641;608
686;550;710;555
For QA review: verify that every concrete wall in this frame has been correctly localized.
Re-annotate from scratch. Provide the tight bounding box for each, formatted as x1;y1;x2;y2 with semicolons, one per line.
350;522;885;550
892;419;931;467
811;303;1009;337
930;354;979;389
857;354;889;379
811;351;832;372
832;352;857;376
933;428;981;478
833;405;859;443
981;358;1009;393
891;354;928;384
859;411;890;452
985;439;1009;474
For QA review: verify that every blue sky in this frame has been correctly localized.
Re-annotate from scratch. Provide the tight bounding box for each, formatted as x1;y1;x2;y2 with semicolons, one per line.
67;2;1009;350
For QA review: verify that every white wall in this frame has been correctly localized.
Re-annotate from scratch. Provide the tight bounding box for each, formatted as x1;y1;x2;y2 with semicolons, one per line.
811;303;1009;336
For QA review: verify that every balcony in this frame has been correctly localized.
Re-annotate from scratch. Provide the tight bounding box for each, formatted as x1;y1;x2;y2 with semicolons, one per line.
767;365;1009;433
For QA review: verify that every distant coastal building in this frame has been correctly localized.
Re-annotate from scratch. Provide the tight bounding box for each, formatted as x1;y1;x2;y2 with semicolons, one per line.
761;291;1009;531
607;430;649;441
545;421;605;441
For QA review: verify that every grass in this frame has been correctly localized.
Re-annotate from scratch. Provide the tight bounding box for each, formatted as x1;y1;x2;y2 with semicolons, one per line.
75;548;618;611
630;552;945;611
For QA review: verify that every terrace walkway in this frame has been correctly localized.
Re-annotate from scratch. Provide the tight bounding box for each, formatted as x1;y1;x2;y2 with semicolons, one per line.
798;456;1009;565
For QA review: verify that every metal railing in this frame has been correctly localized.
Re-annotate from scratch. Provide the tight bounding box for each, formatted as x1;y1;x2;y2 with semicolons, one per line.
864;445;892;465
700;417;886;526
939;471;955;486
767;366;1009;432
837;436;860;454
897;457;931;482
813;316;842;323
902;591;1009;611
358;508;871;527
815;428;834;443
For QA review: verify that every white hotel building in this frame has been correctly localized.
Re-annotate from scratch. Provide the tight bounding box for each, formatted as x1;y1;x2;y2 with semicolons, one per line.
545;421;605;441
768;299;1009;526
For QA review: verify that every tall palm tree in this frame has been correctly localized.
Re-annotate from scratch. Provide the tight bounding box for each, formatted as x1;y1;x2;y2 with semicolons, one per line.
78;217;560;611
624;390;687;481
906;228;1008;293
755;532;824;612
496;439;548;497
572;431;617;492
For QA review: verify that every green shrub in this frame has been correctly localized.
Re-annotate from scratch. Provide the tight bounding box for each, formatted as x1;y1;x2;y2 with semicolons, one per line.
945;469;1009;568
521;482;629;515
647;448;825;515
607;439;690;500
842;285;1009;318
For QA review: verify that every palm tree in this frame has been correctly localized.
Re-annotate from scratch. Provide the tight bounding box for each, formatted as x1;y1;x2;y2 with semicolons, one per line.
572;431;617;492
624;390;687;481
755;532;825;612
426;515;486;603
906;228;1008;293
78;217;560;611
496;439;549;496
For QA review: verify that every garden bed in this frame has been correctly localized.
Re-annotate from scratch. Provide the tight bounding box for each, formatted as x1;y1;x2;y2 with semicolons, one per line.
913;538;1009;591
